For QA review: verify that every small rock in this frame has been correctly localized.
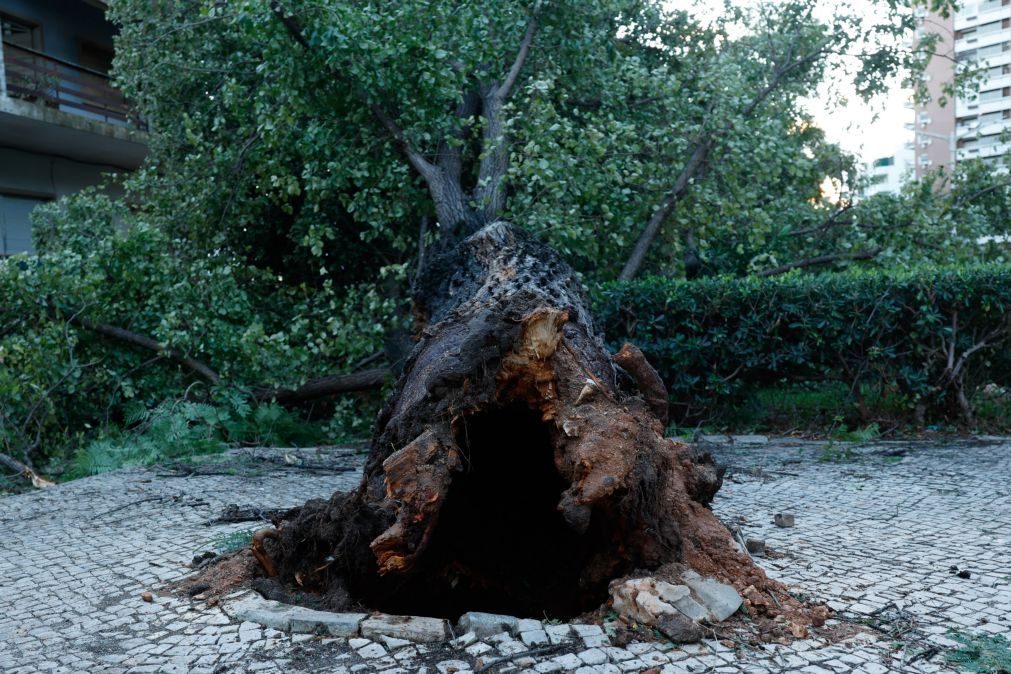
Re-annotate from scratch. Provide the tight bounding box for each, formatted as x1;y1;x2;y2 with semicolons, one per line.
745;538;766;556
655;613;703;643
957;569;972;579
774;513;795;528
140;592;153;603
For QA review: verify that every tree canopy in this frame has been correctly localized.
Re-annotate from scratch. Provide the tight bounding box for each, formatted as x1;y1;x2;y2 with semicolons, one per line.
4;0;1011;482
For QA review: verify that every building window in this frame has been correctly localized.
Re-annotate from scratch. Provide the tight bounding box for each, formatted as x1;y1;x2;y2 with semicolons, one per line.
980;87;1010;102
977;42;1010;59
0;12;42;51
0;193;50;256
977;20;1003;36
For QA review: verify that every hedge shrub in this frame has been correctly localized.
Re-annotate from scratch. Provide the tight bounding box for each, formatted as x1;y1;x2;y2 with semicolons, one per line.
596;265;1011;427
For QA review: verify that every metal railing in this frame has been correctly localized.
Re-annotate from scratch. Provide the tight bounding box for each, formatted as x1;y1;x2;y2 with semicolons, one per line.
1;41;144;129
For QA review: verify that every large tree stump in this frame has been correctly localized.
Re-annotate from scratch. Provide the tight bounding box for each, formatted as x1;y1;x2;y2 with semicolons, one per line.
262;221;761;618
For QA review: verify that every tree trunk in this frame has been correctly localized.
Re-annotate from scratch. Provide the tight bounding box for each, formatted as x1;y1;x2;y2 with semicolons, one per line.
260;221;762;619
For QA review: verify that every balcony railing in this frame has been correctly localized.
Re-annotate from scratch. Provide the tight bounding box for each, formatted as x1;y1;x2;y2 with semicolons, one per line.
1;41;144;129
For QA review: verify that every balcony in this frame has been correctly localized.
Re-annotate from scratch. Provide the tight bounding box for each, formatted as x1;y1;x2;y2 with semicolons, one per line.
0;40;146;170
2;41;143;129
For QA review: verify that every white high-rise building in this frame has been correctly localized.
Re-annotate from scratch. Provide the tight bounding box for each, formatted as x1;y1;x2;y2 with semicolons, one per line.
952;1;1011;170
914;2;1011;178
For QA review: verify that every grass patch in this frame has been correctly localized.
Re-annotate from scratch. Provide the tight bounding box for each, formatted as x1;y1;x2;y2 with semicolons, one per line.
945;631;1011;673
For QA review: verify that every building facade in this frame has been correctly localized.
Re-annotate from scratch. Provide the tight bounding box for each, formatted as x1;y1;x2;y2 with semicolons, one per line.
0;0;146;255
864;146;915;197
914;1;1011;180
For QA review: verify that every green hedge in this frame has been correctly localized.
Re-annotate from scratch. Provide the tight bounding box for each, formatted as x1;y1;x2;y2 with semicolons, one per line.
596;265;1011;427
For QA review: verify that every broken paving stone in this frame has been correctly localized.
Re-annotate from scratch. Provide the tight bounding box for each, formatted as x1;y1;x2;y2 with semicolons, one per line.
380;634;412;651
436;659;470;673
227;595;297;631
356;642;388;659
289;609;367;637
361;614;450;643
449;630;478;649
655;613;703;644
681;570;743;621
516;618;543;633
520;629;549;647
610;577;709;625
457;611;520;638
774;513;796;528
544;623;573;644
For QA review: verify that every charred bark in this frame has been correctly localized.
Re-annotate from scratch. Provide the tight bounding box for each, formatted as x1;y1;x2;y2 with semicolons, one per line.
260;221;763;619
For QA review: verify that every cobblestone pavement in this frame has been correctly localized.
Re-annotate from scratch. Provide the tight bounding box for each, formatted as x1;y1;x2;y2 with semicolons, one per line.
1;439;1009;673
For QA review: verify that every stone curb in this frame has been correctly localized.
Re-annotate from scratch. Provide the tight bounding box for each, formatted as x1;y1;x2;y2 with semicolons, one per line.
222;592;611;647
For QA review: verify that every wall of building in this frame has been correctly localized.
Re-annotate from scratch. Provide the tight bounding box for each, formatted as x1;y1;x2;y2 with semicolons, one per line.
915;10;956;178
1;0;114;64
0;145;124;254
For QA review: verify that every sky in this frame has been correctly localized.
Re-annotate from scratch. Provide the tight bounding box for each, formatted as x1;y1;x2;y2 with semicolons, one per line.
664;0;914;166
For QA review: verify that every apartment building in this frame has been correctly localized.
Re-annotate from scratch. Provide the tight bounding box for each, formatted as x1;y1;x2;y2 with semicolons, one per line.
913;1;1011;179
0;0;146;255
864;148;915;197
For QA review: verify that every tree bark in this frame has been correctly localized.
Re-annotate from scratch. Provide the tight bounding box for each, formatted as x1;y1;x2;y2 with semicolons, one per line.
258;221;768;619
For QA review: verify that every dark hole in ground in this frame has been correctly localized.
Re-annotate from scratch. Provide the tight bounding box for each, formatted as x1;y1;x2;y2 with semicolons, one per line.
369;402;608;619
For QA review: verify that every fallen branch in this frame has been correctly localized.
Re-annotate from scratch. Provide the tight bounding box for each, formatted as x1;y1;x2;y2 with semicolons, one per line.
251;368;389;404
0;452;55;488
755;248;880;277
62;308;388;402
65;312;221;384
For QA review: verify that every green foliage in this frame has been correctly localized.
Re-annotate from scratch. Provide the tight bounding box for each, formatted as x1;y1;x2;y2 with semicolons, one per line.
597;265;1011;429
103;0;977;284
61;393;331;480
0;192;385;472
945;631;1011;673
212;529;257;554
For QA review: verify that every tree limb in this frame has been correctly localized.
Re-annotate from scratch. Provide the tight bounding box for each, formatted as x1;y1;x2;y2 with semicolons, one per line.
755;248;880;277
0;452;55;488
474;2;544;222
64;310;388;402
618;139;713;281
66;313;221;384
498;1;543;102
251;368;390;404
618;43;828;281
788;204;854;238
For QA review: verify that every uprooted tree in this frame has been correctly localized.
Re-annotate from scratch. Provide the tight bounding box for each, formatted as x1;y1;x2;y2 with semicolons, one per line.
241;1;833;619
259;219;752;618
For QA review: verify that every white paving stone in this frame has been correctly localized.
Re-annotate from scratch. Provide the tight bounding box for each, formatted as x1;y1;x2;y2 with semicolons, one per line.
2;439;1007;673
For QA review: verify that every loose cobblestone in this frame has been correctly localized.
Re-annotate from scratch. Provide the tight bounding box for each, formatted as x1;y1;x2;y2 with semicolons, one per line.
1;440;1009;672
